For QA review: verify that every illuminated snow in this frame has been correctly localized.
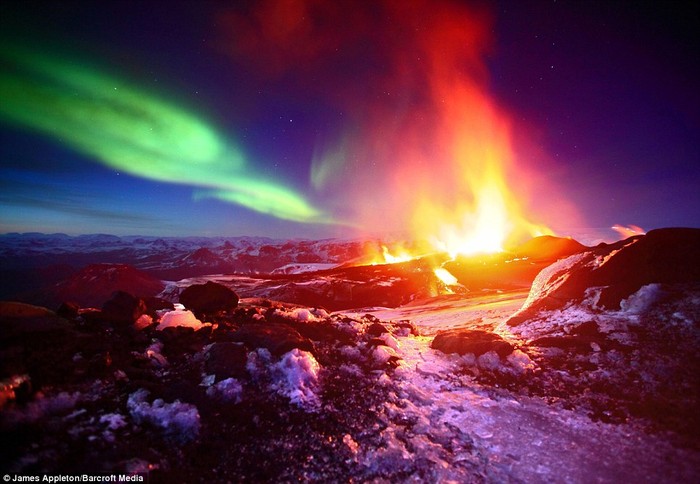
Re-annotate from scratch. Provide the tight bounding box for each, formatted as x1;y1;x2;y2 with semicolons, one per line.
344;290;700;482
156;309;205;330
270;349;321;410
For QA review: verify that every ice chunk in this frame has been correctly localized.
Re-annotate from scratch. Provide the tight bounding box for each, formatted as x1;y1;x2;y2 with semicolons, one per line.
372;345;399;366
378;333;400;350
476;351;501;370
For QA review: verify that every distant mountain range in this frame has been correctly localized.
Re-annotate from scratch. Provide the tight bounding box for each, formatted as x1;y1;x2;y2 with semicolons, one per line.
0;233;370;303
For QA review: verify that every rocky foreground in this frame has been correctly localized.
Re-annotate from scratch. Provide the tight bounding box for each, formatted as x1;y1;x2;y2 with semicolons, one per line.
1;228;699;482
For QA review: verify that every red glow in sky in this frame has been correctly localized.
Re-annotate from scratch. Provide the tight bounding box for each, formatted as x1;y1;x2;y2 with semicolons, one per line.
220;0;579;250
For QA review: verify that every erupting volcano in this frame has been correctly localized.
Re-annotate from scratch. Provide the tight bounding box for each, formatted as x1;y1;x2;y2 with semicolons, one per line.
296;0;567;255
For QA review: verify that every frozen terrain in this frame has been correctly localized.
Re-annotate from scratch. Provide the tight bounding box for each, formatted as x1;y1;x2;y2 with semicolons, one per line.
1;228;698;481
344;289;700;482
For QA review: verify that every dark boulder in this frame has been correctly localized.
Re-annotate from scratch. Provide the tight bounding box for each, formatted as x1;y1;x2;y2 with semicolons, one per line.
367;322;389;336
101;291;147;323
204;342;248;379
179;282;239;318
530;335;599;353
593;228;700;308
231;323;314;356
142;296;175;315
431;329;513;357
56;301;80;319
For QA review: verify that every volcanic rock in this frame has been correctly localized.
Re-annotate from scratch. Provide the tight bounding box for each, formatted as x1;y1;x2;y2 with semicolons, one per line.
0;301;72;342
204;342;248;379
101;291;147;324
231;323;314;356
142;296;175;315
179;281;239;318
593;228;700;308
367;322;389;336
56;301;80;319
508;228;700;325
431;329;513;357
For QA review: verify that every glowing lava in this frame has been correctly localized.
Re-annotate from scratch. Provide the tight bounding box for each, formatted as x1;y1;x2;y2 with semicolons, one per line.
433;267;458;286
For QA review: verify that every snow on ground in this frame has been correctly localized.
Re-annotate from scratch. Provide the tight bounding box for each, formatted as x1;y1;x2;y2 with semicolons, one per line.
341;290;700;482
271;263;338;274
127;389;200;443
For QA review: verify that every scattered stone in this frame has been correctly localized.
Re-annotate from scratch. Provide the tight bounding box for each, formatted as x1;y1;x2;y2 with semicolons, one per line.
431;329;513;358
101;291;147;324
179;281;239;318
366;322;388;336
529;336;598;353
204;342;248;380
231;323;314;356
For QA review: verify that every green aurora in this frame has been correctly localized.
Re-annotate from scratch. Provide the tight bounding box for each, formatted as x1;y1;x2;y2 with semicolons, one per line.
0;45;330;225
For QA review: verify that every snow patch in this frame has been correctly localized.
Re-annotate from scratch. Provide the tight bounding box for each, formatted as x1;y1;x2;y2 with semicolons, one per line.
1;391;80;425
620;283;662;314
271;262;338;274
99;412;128;430
127;389;200;443
278;306;330;323
145;340;168;367
270;349;321;410
205;378;243;403
520;252;592;313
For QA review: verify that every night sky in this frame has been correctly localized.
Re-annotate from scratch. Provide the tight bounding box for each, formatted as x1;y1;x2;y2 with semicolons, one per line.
0;0;697;244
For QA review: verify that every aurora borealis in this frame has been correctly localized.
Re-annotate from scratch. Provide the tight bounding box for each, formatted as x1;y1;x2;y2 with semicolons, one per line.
0;1;698;241
0;44;328;225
